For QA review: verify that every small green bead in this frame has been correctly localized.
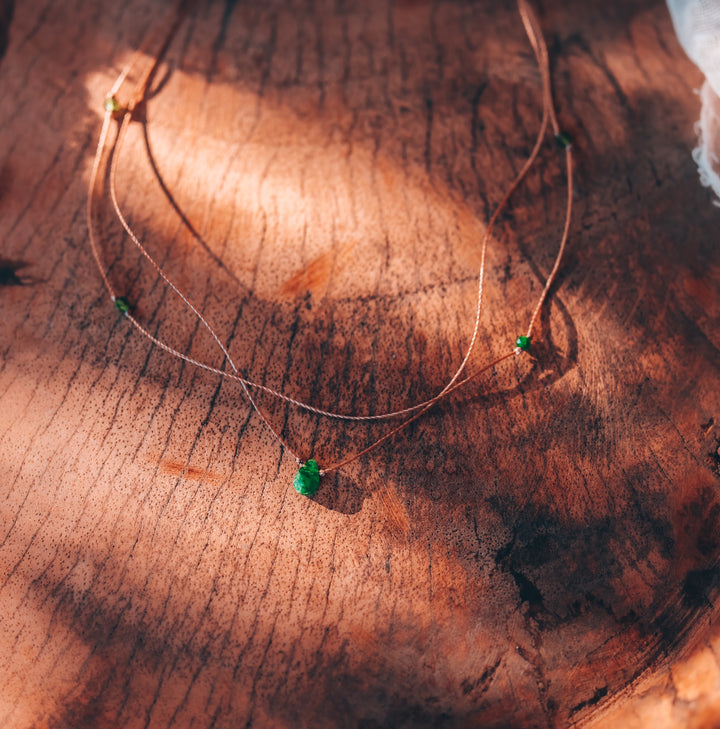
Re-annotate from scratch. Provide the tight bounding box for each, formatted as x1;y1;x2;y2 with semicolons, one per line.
114;296;131;315
515;335;531;351
293;459;320;496
104;96;122;113
554;131;572;149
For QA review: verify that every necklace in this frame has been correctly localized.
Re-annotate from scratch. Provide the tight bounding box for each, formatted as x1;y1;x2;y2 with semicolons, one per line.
87;0;574;498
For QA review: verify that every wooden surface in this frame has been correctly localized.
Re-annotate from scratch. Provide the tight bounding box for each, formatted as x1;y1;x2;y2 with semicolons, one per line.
2;0;720;727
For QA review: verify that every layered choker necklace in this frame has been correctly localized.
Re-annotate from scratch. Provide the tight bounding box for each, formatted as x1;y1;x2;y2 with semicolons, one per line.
87;0;574;498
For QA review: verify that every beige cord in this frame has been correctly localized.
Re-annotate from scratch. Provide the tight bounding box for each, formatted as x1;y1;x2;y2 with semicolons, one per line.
87;0;574;477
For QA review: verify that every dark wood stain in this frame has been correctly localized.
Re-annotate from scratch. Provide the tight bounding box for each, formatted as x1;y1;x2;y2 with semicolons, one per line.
0;0;13;65
0;257;34;286
158;458;222;483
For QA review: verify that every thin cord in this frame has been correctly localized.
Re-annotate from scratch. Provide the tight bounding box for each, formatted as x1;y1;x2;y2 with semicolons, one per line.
100;0;564;422
87;55;140;296
87;111;116;297
525;149;573;338
87;0;573;474
517;0;574;340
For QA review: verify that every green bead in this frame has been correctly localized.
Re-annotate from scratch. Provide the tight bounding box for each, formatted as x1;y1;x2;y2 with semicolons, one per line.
515;335;530;351
114;296;131;315
554;132;572;149
293;459;320;496
104;96;122;112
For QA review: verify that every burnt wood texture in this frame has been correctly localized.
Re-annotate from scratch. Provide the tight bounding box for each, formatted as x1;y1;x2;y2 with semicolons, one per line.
1;0;720;727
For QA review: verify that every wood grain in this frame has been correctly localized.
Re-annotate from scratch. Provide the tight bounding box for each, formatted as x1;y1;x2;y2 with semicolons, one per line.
1;0;720;727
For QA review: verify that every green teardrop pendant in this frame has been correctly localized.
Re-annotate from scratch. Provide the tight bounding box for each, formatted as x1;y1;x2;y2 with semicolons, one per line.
554;131;572;149
293;459;320;496
104;95;122;113
114;296;131;315
515;335;531;351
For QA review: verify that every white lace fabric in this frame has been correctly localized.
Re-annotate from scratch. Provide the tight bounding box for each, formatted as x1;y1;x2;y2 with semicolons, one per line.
667;0;720;203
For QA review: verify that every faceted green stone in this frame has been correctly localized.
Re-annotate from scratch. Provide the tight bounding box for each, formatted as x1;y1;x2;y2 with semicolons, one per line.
104;96;121;112
515;335;531;351
114;296;131;315
293;459;320;496
554;131;572;149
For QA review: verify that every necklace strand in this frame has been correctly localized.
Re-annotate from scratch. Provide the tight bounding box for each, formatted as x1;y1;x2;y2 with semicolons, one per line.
87;0;574;491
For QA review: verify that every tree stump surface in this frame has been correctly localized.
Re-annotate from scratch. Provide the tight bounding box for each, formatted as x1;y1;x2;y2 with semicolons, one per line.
2;0;720;727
